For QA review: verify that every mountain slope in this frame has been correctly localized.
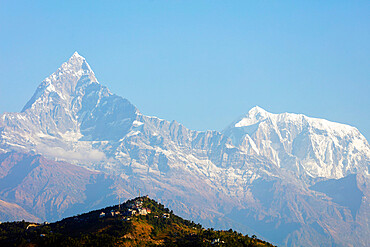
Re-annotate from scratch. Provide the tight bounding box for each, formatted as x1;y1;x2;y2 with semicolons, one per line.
0;197;275;247
0;52;369;246
0;152;135;222
0;199;40;223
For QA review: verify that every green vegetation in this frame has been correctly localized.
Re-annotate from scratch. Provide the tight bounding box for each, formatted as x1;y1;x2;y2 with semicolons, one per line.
0;197;274;247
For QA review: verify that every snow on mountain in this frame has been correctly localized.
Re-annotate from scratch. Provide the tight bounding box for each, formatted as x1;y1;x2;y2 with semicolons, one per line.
0;53;369;246
22;51;99;112
0;52;137;165
223;106;370;179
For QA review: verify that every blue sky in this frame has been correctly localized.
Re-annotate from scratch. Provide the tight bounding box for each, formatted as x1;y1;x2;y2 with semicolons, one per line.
0;1;369;139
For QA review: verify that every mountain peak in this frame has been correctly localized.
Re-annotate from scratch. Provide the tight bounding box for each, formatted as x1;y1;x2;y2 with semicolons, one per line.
233;106;270;127
248;106;268;115
62;51;94;75
71;51;83;59
22;52;98;112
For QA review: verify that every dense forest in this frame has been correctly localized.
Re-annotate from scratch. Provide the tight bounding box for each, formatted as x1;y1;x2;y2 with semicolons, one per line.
0;197;274;247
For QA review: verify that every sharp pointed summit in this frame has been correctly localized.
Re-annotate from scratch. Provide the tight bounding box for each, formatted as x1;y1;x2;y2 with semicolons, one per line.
231;106;270;128
71;51;83;58
7;51;137;154
64;51;94;74
62;51;96;78
248;105;268;114
22;53;99;112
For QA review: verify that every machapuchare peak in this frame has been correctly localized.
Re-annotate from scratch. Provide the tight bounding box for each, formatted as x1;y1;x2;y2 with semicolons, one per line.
62;51;95;76
71;51;84;59
22;52;99;112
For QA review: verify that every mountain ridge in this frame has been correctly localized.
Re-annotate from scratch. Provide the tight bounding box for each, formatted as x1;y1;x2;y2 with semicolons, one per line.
0;52;369;246
223;105;369;179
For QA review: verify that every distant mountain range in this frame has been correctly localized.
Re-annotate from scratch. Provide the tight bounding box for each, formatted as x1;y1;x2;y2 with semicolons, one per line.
0;52;369;246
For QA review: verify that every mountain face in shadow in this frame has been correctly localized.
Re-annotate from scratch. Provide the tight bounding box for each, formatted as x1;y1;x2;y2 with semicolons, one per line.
310;174;364;219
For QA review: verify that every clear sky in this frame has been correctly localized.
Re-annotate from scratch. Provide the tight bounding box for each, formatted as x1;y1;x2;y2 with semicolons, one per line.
1;1;369;139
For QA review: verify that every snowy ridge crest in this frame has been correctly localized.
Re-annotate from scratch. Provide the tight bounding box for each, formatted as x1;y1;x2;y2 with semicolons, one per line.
223;106;370;179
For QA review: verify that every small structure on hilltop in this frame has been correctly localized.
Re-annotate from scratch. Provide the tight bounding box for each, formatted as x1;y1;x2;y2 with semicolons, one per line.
138;208;151;215
110;210;121;217
122;197;152;217
26;223;40;230
125;208;137;216
99;212;106;218
163;213;170;219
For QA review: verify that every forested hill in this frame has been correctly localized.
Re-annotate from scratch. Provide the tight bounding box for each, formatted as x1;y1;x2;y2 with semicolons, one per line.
0;196;274;246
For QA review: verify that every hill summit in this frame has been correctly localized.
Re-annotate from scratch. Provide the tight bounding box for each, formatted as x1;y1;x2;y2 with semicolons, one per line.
0;196;274;247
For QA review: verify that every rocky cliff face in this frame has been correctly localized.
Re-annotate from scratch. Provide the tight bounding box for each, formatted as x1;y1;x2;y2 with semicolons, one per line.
0;53;369;246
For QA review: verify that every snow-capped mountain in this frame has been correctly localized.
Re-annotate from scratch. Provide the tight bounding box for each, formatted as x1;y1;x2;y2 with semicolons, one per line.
0;52;138;165
223;106;370;179
0;53;369;246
